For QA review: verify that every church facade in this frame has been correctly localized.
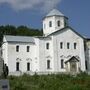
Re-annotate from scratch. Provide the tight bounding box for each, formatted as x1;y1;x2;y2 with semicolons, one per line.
2;9;90;75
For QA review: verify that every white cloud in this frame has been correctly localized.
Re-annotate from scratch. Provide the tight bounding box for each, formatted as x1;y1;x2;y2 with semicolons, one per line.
0;0;62;12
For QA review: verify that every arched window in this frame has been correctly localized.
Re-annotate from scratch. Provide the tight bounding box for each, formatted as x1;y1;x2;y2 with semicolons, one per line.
27;62;30;71
85;60;88;70
16;62;19;71
74;43;77;49
46;43;49;49
16;45;19;52
60;42;63;49
61;59;64;69
47;60;50;69
57;20;60;27
49;21;52;27
67;42;70;49
27;46;30;52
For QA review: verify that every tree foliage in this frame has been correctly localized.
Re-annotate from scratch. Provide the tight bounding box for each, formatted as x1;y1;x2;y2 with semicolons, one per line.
0;25;43;46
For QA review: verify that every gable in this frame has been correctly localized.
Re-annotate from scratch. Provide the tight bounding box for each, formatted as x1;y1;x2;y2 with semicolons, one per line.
48;26;84;39
65;56;79;63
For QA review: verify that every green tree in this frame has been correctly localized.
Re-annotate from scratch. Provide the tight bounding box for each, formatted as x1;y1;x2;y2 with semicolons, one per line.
0;25;43;46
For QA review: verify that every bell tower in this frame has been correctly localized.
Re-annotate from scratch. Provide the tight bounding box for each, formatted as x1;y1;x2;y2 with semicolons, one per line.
43;9;68;36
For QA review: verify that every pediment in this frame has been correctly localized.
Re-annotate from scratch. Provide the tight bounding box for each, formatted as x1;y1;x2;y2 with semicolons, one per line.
65;56;79;64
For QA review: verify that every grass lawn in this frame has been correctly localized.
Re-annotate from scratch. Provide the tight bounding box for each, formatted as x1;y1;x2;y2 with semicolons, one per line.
8;73;90;90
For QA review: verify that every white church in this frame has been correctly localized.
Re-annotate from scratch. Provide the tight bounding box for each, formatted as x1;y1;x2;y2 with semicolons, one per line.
2;9;90;75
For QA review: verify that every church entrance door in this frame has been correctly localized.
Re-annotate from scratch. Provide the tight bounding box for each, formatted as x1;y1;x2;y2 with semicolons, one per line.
70;61;77;73
65;56;79;73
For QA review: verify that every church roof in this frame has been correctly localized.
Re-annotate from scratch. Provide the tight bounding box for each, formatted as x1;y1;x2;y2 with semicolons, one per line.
46;9;64;17
4;35;35;43
65;56;79;64
47;26;85;39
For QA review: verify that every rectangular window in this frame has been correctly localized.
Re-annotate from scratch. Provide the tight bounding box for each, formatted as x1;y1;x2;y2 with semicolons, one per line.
85;60;88;70
61;59;64;69
64;19;68;27
47;60;50;69
74;43;77;49
27;46;30;52
46;43;49;49
16;45;19;52
57;21;60;26
16;62;19;71
67;42;70;49
60;42;63;49
27;62;30;71
49;21;52;27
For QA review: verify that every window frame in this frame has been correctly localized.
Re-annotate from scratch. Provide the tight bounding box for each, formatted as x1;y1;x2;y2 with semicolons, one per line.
27;46;30;52
46;43;49;49
60;42;63;49
74;43;77;49
85;60;88;70
49;21;52;27
67;42;70;49
61;59;64;69
57;20;60;27
47;60;50;69
16;62;19;71
27;62;30;71
16;45;19;52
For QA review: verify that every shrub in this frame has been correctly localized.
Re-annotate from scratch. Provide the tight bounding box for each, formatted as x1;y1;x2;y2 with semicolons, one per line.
8;74;90;90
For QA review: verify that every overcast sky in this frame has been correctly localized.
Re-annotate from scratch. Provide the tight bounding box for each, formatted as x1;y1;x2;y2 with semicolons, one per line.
0;0;90;37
